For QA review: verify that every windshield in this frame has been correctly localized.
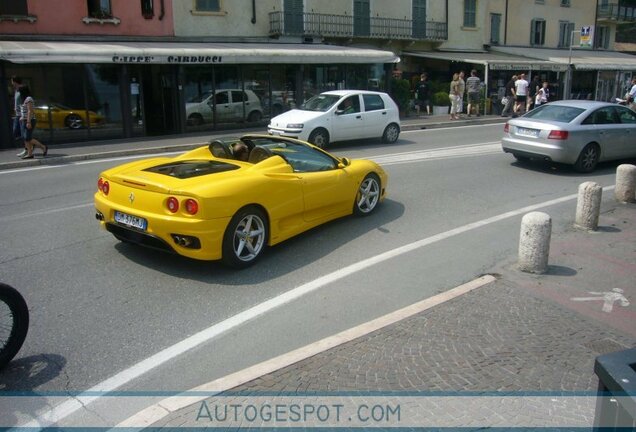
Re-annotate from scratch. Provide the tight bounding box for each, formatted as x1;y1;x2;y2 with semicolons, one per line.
187;92;213;103
523;104;586;123
300;94;340;112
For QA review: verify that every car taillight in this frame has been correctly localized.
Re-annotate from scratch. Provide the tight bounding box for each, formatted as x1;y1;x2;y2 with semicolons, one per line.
548;130;569;140
97;178;109;195
504;123;509;133
185;199;199;215
167;197;179;213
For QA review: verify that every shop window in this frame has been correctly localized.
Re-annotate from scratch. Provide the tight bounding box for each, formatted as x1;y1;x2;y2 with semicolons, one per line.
141;0;154;19
558;21;574;48
87;0;112;19
530;19;545;46
463;0;476;28
0;0;28;15
194;0;221;12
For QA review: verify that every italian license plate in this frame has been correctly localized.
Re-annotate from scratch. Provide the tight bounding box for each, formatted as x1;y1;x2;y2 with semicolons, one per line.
114;211;147;231
516;127;539;138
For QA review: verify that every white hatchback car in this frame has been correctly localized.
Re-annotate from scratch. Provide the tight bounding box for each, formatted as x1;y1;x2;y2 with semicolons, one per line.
186;89;263;125
267;90;401;148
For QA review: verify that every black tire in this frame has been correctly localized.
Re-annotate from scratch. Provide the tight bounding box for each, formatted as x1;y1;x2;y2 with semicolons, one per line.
65;114;83;129
222;206;269;269
308;128;330;149
247;111;262;123
188;114;204;126
574;144;600;173
353;173;381;216
0;283;29;369
381;123;400;143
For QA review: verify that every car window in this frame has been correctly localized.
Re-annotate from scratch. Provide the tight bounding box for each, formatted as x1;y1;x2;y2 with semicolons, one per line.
582;107;619;125
523;104;585;123
300;94;340;112
252;138;337;172
616;106;636;124
215;91;229;104
363;94;385;112
232;91;246;103
337;96;360;114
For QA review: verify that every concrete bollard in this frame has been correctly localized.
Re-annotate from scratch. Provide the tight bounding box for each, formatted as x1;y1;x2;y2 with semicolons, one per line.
575;182;602;231
518;212;552;274
615;164;636;203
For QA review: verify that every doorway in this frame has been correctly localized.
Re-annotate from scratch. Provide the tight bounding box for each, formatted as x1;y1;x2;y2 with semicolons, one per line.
130;64;180;136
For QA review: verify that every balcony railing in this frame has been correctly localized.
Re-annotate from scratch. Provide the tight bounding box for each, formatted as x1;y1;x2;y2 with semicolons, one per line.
269;11;447;41
597;3;636;22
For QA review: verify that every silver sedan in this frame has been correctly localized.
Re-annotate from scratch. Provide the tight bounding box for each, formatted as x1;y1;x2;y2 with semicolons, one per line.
502;100;636;172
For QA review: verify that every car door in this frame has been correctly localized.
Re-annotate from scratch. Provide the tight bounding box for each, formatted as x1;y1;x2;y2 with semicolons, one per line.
615;106;636;158
331;95;364;141
213;90;232;123
362;93;388;138
581;107;624;159
285;145;354;222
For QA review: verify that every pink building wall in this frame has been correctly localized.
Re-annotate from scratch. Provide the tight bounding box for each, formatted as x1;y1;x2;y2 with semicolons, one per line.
0;0;174;36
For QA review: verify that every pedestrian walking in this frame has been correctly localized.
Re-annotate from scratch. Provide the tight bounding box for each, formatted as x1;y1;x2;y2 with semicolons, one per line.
457;70;466;116
534;81;549;107
501;74;517;117
18;85;47;159
514;73;529;117
449;73;461;120
10;76;27;157
628;77;636;112
526;75;541;112
466;69;481;117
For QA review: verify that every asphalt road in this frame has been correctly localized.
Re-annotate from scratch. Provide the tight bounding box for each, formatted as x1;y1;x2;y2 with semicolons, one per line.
0;123;623;426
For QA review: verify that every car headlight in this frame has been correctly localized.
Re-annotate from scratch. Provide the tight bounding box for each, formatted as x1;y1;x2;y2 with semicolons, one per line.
286;123;304;129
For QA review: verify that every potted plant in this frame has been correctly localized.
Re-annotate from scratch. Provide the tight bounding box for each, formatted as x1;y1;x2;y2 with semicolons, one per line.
432;91;449;115
390;77;412;117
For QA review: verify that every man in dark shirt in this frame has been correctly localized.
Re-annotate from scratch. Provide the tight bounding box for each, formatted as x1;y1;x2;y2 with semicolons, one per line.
414;73;431;116
501;74;517;117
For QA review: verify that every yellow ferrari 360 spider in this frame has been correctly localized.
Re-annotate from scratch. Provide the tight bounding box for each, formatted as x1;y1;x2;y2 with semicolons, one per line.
94;134;388;268
34;102;105;130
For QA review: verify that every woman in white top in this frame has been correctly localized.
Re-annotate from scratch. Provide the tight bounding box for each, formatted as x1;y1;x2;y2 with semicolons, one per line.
19;85;47;159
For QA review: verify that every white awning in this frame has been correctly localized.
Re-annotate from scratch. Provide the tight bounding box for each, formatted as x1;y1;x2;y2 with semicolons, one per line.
403;50;568;71
491;46;636;71
0;40;400;64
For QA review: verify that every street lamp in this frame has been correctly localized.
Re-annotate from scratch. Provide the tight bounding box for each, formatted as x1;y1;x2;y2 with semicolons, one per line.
565;29;581;100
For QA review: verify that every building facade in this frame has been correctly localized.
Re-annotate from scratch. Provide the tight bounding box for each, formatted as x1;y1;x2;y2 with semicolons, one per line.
1;0;634;148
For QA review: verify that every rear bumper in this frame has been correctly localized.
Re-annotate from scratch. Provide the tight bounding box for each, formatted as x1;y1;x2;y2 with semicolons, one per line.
95;194;230;261
501;137;576;164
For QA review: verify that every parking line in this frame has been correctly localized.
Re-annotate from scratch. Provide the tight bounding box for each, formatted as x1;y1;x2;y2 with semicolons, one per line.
19;186;615;428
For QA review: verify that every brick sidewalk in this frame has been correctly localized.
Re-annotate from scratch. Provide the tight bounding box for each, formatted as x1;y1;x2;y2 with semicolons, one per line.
147;202;636;429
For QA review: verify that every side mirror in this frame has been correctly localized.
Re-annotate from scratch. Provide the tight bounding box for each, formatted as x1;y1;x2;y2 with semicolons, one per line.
338;157;351;168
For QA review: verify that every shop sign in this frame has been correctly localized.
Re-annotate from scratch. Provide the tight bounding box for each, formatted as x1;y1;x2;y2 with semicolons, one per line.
580;26;594;49
489;63;567;72
112;55;224;64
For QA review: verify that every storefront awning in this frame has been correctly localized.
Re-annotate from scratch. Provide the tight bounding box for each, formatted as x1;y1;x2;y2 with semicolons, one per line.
403;50;568;71
0;40;400;64
491;46;636;71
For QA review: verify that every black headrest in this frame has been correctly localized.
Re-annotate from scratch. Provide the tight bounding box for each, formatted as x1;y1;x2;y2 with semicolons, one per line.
248;146;274;164
208;140;232;159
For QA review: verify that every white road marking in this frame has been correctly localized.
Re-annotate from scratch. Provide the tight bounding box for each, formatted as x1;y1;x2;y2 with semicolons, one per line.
371;142;501;165
19;185;616;428
571;288;630;313
0;203;94;223
116;275;497;428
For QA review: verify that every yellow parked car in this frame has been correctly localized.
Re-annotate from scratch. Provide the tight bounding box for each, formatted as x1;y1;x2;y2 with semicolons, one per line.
94;134;388;268
34;101;105;130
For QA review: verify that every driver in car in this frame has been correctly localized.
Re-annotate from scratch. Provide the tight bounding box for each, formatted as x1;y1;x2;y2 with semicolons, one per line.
232;142;250;161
